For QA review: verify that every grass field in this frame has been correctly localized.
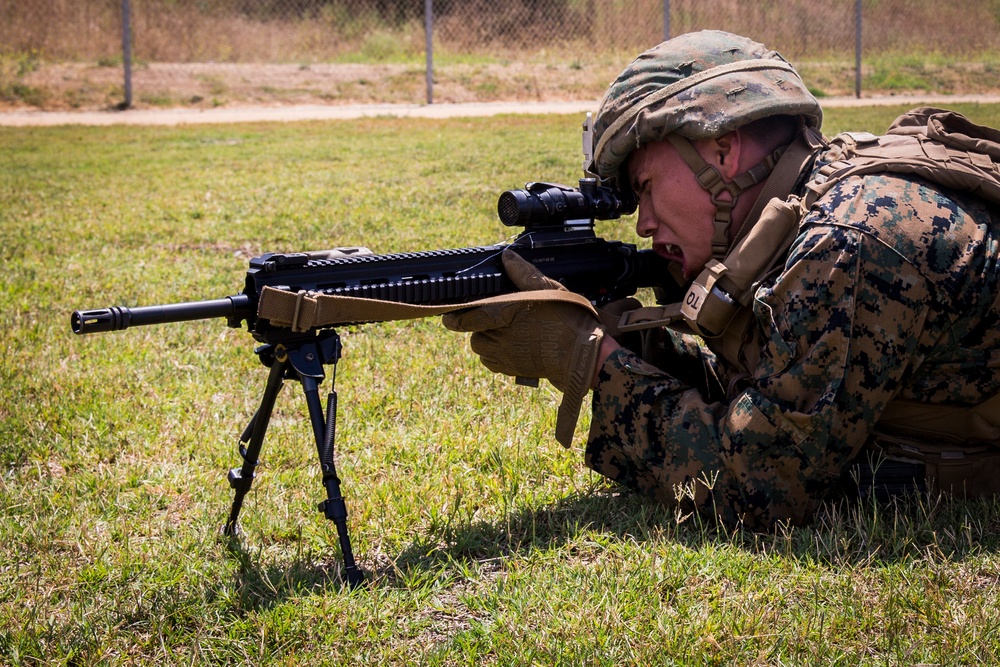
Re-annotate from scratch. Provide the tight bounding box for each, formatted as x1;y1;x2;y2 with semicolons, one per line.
3;104;1000;664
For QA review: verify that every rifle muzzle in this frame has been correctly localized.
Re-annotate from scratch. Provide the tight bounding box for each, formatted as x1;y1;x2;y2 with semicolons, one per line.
71;295;254;334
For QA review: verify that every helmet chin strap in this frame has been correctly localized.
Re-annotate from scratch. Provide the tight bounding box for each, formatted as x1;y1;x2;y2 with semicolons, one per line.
666;134;785;258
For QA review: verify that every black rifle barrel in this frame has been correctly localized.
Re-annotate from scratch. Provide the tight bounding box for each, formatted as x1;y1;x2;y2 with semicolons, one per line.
71;294;254;334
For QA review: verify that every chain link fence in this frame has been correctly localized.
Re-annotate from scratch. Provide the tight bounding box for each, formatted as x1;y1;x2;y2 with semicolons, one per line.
2;0;999;110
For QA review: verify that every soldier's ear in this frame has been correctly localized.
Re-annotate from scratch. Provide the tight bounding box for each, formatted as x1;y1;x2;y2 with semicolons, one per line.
706;130;743;181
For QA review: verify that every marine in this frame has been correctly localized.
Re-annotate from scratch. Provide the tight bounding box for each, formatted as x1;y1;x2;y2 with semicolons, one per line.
445;30;1000;527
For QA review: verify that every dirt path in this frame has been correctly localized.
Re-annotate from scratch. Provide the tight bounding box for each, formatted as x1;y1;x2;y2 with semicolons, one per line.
3;94;1000;127
0;100;597;126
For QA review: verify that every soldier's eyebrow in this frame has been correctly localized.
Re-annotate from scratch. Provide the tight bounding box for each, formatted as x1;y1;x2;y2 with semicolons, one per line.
624;159;642;193
630;169;648;194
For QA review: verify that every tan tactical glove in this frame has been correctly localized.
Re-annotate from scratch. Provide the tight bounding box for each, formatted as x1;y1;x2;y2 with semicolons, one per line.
443;250;604;447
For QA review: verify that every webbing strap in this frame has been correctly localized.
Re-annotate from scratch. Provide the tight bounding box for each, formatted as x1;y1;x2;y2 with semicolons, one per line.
256;285;597;332
616;302;685;333
666;134;740;256
735;126;824;248
666;133;790;258
256;285;600;448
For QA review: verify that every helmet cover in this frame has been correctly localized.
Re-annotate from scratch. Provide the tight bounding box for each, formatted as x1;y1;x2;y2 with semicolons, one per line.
591;30;823;180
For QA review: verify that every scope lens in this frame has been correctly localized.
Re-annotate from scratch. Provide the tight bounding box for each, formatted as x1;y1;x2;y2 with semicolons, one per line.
497;190;526;227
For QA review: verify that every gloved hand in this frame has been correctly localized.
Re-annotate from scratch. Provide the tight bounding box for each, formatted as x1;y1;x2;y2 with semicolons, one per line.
443;250;605;446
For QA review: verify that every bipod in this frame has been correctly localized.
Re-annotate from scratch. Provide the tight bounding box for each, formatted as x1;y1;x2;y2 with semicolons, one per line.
221;328;364;589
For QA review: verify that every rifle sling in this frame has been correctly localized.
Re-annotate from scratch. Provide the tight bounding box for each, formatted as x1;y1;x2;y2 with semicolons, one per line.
257;284;598;331
256;285;599;448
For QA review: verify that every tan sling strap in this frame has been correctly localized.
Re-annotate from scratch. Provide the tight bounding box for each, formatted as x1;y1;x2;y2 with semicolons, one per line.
256;284;599;448
256;284;596;331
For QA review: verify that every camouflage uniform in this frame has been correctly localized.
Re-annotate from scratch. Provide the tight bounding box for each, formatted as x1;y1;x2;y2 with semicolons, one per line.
584;33;1000;527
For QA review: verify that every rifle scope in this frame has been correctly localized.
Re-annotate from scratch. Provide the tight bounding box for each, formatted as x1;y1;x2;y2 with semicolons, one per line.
497;178;636;228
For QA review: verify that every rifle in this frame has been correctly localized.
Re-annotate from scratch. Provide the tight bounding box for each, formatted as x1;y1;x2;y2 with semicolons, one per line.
71;178;677;588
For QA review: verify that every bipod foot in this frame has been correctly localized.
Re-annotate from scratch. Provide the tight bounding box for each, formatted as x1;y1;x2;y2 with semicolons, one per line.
217;520;248;563
318;497;365;589
220;519;242;539
343;567;366;590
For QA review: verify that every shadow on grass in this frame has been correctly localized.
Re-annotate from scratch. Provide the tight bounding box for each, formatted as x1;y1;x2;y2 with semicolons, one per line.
219;530;359;611
220;483;1000;609
387;484;1000;583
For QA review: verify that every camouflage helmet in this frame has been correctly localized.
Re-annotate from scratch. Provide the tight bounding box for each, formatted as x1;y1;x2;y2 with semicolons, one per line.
590;30;823;180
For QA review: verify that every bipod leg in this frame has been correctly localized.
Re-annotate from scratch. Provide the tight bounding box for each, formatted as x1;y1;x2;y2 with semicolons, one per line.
288;334;364;589
301;377;364;588
222;354;286;537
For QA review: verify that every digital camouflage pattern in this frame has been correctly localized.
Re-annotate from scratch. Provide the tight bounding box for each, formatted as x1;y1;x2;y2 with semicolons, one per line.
586;158;1000;527
590;30;822;181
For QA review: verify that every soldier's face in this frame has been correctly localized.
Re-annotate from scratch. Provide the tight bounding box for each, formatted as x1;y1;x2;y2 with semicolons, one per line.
627;139;722;279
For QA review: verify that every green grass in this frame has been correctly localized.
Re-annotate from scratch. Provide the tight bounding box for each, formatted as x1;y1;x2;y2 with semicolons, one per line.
3;105;1000;664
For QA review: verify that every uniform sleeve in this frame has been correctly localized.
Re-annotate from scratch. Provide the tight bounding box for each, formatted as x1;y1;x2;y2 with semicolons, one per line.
586;176;952;527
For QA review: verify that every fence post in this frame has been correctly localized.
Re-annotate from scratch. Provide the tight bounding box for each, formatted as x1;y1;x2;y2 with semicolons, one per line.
425;0;433;104
854;0;862;98
121;0;133;109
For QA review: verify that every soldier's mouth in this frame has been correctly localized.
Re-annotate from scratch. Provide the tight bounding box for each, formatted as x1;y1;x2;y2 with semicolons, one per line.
655;242;683;261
